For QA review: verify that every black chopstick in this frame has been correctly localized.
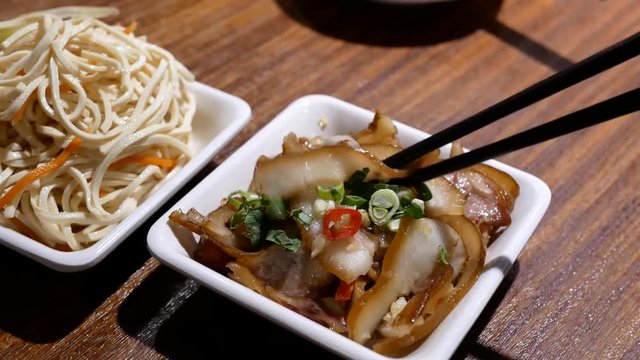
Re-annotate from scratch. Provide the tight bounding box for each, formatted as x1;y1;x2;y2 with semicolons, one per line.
384;31;640;169
392;87;640;185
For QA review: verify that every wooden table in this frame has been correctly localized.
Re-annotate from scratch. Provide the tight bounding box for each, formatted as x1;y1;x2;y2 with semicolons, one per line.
1;1;638;359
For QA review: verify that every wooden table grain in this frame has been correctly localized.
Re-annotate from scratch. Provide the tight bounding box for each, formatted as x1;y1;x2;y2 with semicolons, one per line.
1;1;638;359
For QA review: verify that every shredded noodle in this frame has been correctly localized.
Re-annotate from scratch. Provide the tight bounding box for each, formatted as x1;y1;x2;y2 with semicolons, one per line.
0;7;195;250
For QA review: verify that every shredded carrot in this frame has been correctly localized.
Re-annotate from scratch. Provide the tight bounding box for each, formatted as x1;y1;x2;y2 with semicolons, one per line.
9;217;70;250
124;21;138;35
0;137;83;208
53;243;72;252
110;155;177;170
11;91;36;125
59;83;73;93
9;217;42;243
88;59;98;65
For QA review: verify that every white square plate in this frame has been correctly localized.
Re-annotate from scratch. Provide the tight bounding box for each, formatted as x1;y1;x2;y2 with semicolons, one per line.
147;95;551;359
0;82;251;272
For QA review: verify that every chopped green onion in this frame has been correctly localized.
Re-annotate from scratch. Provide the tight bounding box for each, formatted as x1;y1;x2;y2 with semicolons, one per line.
368;189;400;225
229;208;246;229
371;190;396;208
342;195;367;208
392;209;405;219
265;229;301;252
227;190;261;209
358;209;371;228
246;196;262;207
437;246;449;265
387;218;401;232
372;207;388;219
317;183;345;202
316;187;332;200
332;184;345;201
313;199;335;217
227;191;245;209
291;208;312;225
227;196;243;210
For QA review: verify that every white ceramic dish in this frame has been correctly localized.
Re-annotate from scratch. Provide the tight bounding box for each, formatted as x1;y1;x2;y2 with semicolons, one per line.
0;82;251;272
147;95;551;359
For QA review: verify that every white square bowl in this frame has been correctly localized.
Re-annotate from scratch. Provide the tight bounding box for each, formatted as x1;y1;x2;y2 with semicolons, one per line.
147;94;551;359
0;82;251;272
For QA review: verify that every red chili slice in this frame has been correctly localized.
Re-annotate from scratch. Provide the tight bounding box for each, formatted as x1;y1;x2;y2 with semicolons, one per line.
335;280;355;302
322;208;362;241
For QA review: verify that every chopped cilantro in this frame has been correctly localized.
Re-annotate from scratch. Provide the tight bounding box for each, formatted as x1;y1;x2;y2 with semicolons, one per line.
263;195;287;220
265;230;301;252
404;201;424;219
244;209;264;246
346;168;369;186
416;182;432;201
